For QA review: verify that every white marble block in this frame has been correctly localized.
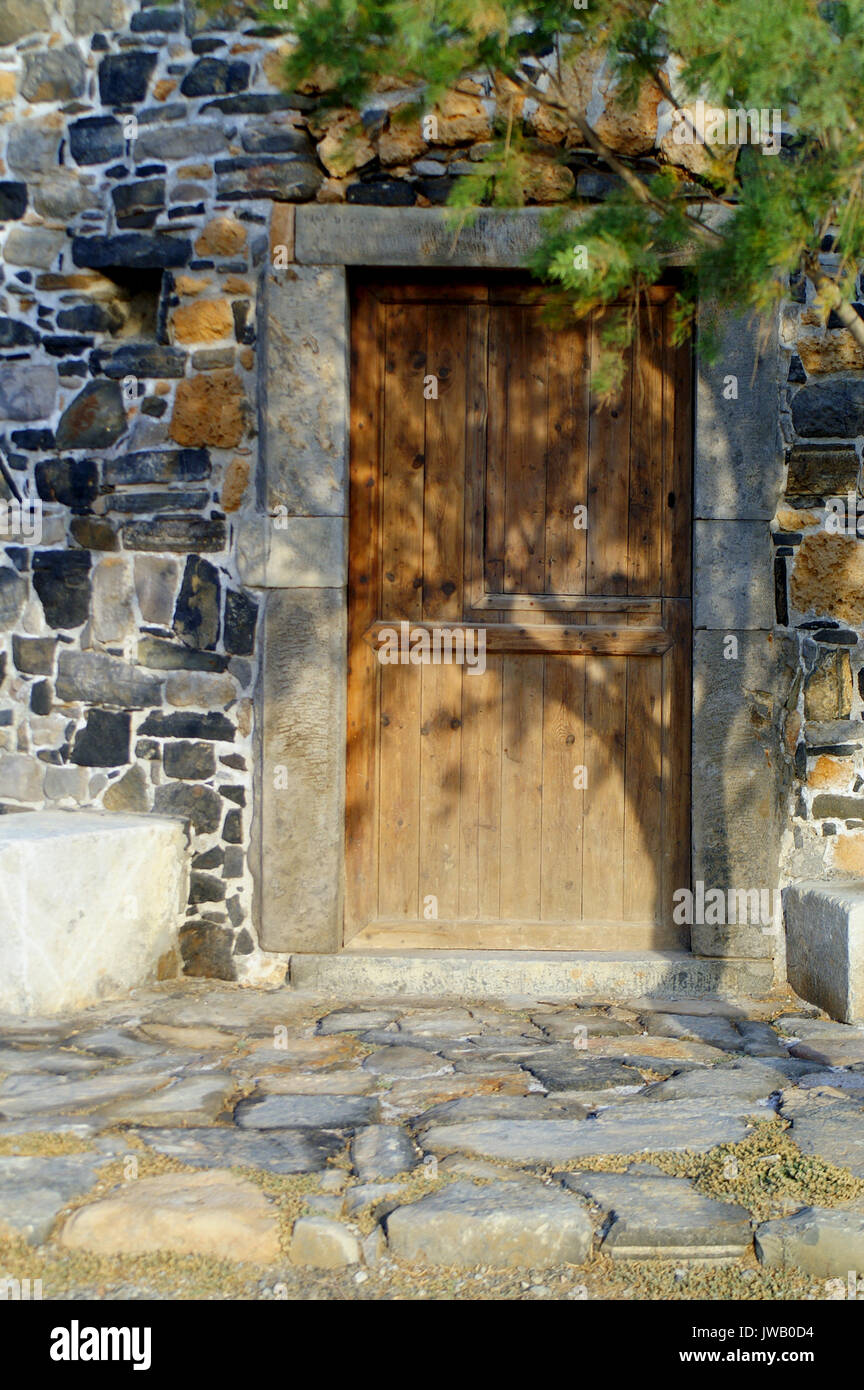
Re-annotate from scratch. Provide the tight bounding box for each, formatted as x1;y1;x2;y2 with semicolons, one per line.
0;811;188;1016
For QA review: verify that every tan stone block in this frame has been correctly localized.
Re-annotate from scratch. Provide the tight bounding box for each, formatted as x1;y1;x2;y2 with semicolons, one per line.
377;115;427;166
237;698;252;737
177;164;213;179
289;1216;360;1268
436;89;492;144
58;1171;280;1263
804;650;853;721
269;202;294;264
262;43;302;87
830;833;864;876
153;78;176;101
790;532;864;624
317;176;348;203
91;555;135;644
170;370;248;448
223;274;252;294
317;110;374;176
222;456;249;512
238;346;254;370
659;103;739;177
0;72;16;102
797;330;864;374
194;214;247;258
172;297;234;345
776;506;820;530
523;155;575;204
808;756;853;792
174;274;211;297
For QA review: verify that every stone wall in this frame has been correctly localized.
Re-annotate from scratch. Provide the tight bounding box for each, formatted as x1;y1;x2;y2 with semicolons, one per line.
0;0;588;981
776;273;864;887
0;0;859;981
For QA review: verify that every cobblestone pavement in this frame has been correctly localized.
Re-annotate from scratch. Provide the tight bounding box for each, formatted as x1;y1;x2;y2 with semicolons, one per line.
2;981;864;1301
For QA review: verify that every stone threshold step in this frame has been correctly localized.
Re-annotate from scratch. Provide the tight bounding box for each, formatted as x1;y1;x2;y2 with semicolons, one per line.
288;950;773;1000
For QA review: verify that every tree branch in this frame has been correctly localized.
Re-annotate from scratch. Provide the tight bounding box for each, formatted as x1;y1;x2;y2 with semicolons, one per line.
803;250;864;351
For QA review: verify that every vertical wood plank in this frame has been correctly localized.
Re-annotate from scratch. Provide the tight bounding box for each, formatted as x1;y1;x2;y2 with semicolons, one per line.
581;609;627;922
376;302;427;919
419;305;467;920
459;305;492;918
622;611;664;924
661;597;692;945
545;319;590;596
504;306;548;594
499;650;544;920
345;286;384;938
540;650;585;921
484;305;509;596
664;310;693;599
628;305;664;596
587;317;632;597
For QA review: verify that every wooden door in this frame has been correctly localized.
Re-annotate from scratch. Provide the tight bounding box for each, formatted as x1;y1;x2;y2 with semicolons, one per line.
346;274;691;951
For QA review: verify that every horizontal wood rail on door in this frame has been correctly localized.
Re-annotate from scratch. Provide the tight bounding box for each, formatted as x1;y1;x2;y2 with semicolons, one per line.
364;616;677;656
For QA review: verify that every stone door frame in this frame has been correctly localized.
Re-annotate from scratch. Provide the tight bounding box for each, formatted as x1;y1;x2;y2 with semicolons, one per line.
245;206;790;968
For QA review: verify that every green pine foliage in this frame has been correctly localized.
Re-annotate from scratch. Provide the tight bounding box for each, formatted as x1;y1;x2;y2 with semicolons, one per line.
215;0;864;385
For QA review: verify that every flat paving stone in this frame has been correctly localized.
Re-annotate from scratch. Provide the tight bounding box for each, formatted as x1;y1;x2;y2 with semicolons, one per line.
0;1070;161;1119
62;1026;167;1061
413;1094;592;1128
383;1178;594;1268
774;1017;863;1041
234;1093;379;1130
351;1124;417;1180
378;1073;532;1120
788;1101;864;1177
139;1023;237;1052
394;1009;479;1039
421;1099;754;1163
636;1013;745;1051
343;1181;407;1215
790;1039;864;1066
642;1062;789;1105
317;1008;402;1035
0;1047;105;1076
531;1010;637;1040
362;1047;451;1078
0;1154;108;1244
441;1036;552;1062
141;989;312;1036
289;1215;360;1268
94;1073;238;1127
627;998;756;1020
254;1070;376;1096
559;1171;752;1260
586;1035;728;1065
235;1035;357;1070
520;1047;645;1093
735;1020;790;1058
58;1170;281;1263
798;1070;864;1093
756;1204;864;1278
135;1125;345;1174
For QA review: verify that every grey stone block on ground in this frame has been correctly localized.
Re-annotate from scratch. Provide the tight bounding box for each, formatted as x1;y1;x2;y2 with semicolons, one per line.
234;1093;379;1130
0;1154;108;1244
756;1205;864;1278
384;1179;594;1268
559;1171;752;1260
